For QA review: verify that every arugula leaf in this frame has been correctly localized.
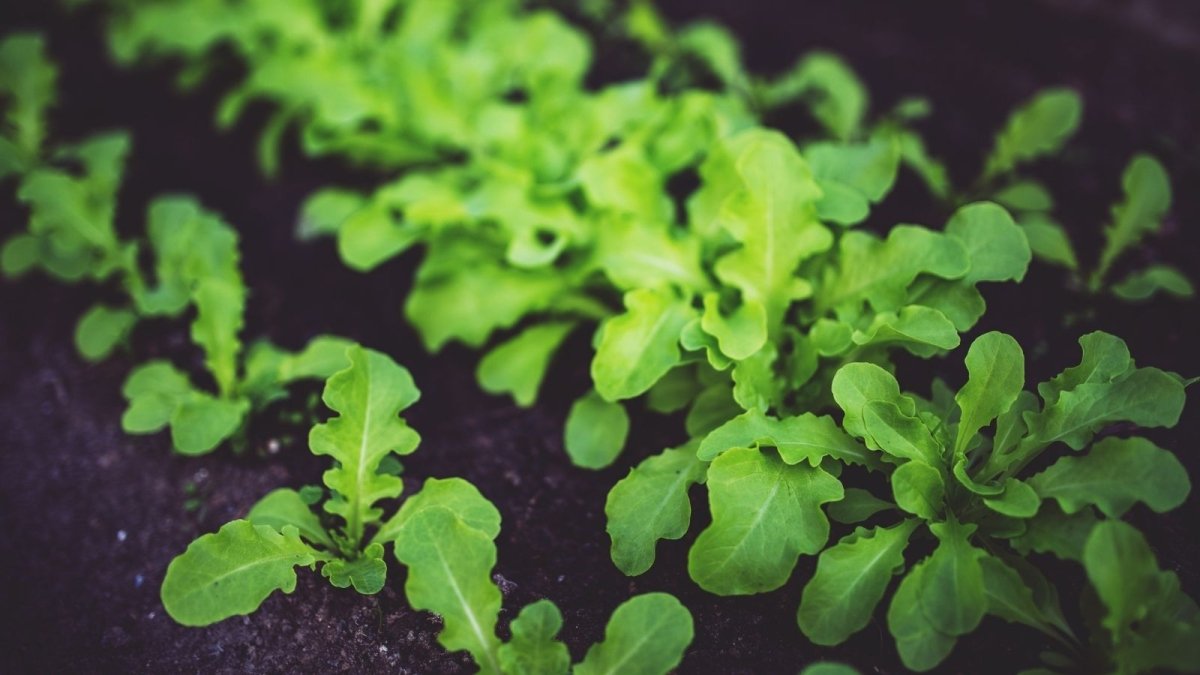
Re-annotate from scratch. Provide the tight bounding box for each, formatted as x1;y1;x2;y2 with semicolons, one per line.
1029;436;1190;517
1111;264;1194;301
478;321;575;407
74;303;136;362
983;88;1082;179
591;287;694;401
689;448;842;594
1083;521;1200;674
160;520;321;626
310;345;421;549
606;444;707;576
564;390;630;469
1093;154;1171;287
394;506;503;673
497;600;571;675
919;518;988;637
0;33;56;173
954;331;1024;454
798;520;918;645
697;409;879;468
574;593;694;675
887;560;956;671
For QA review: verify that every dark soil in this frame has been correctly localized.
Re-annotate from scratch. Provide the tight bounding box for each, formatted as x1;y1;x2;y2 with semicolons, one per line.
1;1;1197;673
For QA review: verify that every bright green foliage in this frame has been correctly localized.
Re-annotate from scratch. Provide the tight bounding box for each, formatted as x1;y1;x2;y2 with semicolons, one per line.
574;593;694;675
497;601;571;675
798;520;918;645
160;520;323;627
390;480;695;674
564;390;630;469
0;33;56;176
605;443;706;575
983;88;1082;179
477;322;575;406
1094;154;1172;286
161;346;427;624
310;346;421;548
688;448;842;594
805;330;1194;671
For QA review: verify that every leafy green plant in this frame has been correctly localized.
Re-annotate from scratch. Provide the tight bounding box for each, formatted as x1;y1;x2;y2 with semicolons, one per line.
163;345;697;673
787;330;1196;672
976;89;1192;303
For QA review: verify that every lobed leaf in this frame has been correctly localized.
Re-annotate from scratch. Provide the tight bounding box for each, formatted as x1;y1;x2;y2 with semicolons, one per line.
574;593;694;675
606;445;707;576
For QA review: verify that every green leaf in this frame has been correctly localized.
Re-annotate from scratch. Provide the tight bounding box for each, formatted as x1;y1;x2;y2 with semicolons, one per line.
574;593;694;675
190;277;245;398
983;88;1082;178
170;394;248;455
1010;503;1098;562
405;235;563;351
888;561;957;672
706;130;830;332
564;390;630;469
393;506;502;674
798;520;918;645
697;410;879;469
763;51;867;140
296;187;365;239
827;488;893;524
1095;154;1172;285
699;293;767;361
993;180;1054;212
891;461;944;520
135;196;240;317
121;361;246;455
919;519;987;636
979;555;1057;634
850;305;960;355
831;362;916;441
591;287;694;400
982;478;1040;518
160;520;320;627
862;401;942;466
477;321;574;407
807;138;900;225
309;346;420;547
74;304;136;362
1111;264;1193;301
954;331;1025;454
0;33;57;166
1019;213;1078;271
1083;520;1200;674
321;542;387;593
606;445;707;576
689;448;842;594
497;600;571;675
945;202;1031;285
1029;436;1189;518
376;477;501;545
247;487;334;549
816;225;967;317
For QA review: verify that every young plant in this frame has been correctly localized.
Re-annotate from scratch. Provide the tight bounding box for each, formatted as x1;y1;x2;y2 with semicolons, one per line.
789;330;1195;672
161;344;422;623
162;347;697;673
974;88;1192;303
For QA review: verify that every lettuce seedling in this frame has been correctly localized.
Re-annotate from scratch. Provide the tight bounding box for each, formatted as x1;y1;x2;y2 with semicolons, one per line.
392;478;695;675
976;89;1192;303
163;350;697;673
161;345;421;623
787;331;1195;671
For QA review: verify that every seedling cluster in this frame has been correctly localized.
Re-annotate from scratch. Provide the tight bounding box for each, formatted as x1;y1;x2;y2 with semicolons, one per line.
2;1;1196;673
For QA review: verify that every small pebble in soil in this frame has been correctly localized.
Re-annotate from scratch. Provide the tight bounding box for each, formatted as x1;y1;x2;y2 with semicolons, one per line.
116;529;127;542
557;575;565;583
267;438;281;454
379;645;388;654
133;574;144;588
493;573;518;595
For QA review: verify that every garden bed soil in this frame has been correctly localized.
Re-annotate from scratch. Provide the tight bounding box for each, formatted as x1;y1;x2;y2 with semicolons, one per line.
1;1;1198;673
